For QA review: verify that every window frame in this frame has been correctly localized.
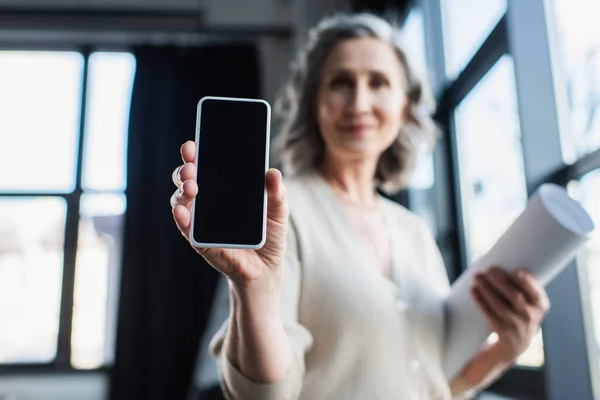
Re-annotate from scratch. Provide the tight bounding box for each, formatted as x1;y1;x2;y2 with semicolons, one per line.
505;0;596;398
0;46;128;373
420;0;600;398
420;0;549;398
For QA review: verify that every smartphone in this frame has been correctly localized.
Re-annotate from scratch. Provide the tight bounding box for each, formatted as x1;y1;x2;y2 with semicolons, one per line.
190;96;271;249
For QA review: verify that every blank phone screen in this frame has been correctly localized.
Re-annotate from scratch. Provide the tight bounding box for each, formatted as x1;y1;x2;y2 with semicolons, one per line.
192;98;269;246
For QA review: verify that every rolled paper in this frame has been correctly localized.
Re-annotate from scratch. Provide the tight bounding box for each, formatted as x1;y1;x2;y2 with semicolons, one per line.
443;183;595;380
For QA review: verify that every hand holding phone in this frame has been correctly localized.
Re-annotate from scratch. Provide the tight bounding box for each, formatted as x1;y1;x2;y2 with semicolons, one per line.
169;97;288;286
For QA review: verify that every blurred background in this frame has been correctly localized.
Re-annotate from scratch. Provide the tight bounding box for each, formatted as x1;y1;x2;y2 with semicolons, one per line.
0;0;598;399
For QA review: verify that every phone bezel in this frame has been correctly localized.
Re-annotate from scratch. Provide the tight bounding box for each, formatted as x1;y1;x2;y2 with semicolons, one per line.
189;96;271;249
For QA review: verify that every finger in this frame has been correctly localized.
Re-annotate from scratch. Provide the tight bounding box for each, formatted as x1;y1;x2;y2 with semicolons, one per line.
486;267;530;319
171;162;196;188
181;140;196;164
474;273;518;327
170;179;198;208
266;168;288;225
471;285;504;333
172;204;191;238
178;162;196;184
514;270;551;313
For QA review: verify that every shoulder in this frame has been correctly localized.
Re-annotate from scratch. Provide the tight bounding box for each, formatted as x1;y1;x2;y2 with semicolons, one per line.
281;171;319;235
282;171;325;215
282;172;318;197
281;172;332;259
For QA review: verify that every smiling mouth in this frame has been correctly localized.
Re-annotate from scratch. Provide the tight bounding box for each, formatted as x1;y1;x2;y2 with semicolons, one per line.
338;125;376;134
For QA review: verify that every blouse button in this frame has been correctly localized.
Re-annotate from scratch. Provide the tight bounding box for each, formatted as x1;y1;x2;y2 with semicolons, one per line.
395;297;409;312
407;359;421;373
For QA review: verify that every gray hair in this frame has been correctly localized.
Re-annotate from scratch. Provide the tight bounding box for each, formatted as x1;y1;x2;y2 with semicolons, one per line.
273;12;437;194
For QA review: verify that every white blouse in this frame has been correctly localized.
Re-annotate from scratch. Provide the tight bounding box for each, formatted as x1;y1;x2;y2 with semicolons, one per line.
209;171;454;400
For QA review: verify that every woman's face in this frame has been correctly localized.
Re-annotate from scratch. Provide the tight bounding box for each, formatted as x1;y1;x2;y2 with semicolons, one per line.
317;37;408;166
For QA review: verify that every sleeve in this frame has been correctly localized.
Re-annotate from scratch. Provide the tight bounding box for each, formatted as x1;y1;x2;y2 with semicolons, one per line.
208;221;314;400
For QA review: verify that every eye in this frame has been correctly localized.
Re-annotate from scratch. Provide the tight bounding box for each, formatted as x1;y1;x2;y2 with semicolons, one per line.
370;75;389;89
330;75;353;89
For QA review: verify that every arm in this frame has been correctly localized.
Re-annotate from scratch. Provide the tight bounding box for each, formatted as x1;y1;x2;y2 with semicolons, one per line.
449;342;514;399
225;278;293;383
210;222;314;400
170;144;312;400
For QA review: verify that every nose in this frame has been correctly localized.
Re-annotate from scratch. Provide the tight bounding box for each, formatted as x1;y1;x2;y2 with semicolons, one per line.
349;81;371;114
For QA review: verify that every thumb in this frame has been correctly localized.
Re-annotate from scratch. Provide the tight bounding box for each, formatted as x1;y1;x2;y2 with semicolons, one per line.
266;168;288;225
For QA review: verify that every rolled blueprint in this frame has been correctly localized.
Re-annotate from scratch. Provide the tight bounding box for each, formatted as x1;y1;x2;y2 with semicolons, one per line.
443;183;595;380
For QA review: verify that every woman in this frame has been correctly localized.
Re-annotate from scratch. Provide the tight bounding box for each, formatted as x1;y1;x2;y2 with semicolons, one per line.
170;13;550;400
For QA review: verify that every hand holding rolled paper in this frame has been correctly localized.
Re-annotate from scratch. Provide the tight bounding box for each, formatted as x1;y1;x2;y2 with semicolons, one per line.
471;267;551;363
444;183;595;380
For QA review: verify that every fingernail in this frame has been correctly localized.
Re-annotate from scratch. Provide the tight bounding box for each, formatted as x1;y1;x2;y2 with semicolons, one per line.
177;184;184;196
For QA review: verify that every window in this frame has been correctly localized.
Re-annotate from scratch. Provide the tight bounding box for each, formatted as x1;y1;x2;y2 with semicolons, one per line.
454;55;526;263
552;0;600;164
569;171;600;384
427;0;595;396
0;52;83;363
402;6;435;190
441;0;506;79
0;51;135;369
454;54;544;367
0;52;83;192
0;197;67;363
72;52;135;369
72;193;127;369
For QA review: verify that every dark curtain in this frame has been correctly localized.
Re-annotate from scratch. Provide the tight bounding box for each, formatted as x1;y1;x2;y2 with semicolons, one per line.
111;44;260;400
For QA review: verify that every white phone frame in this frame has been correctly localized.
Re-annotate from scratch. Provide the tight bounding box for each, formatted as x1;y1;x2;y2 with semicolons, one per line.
189;96;271;250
